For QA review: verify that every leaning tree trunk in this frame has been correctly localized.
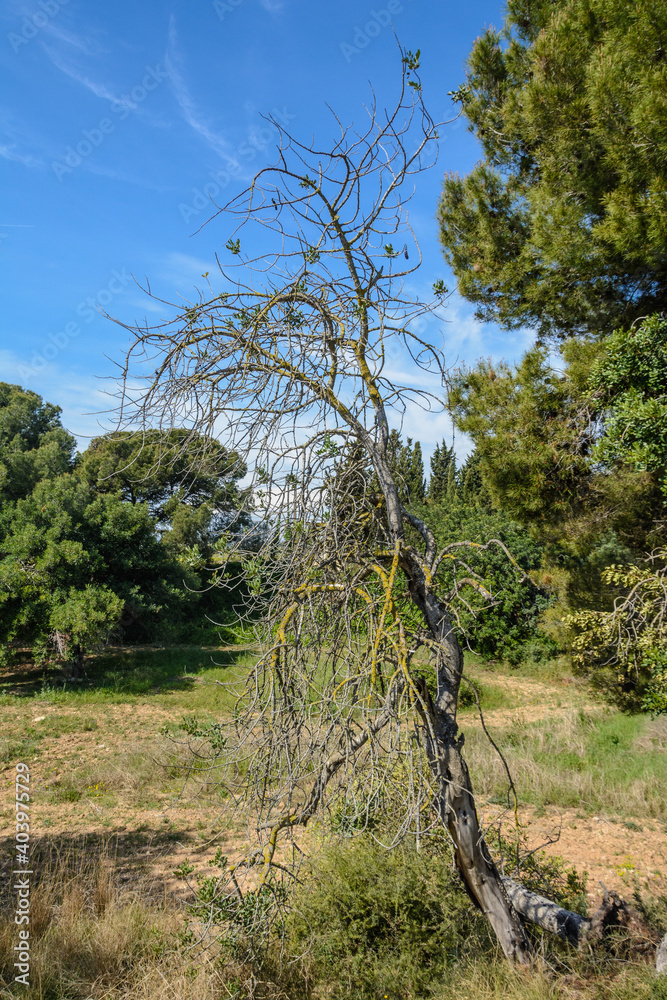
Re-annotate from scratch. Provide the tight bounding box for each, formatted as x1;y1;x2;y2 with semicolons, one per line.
408;572;532;963
369;443;531;962
407;570;667;972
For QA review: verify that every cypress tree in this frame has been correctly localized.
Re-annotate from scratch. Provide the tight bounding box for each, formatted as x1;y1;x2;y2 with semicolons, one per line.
428;440;456;502
407;439;426;504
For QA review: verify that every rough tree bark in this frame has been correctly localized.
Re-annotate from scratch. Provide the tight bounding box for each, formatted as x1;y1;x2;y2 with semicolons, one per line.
372;454;531;960
657;933;667;974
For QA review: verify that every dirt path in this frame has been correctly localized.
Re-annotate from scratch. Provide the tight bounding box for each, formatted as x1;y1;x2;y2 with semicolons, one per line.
462;669;596;726
476;801;667;906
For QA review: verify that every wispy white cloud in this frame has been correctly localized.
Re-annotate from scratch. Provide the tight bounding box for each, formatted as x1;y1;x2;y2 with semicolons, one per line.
0;143;41;168
400;277;535;369
260;0;285;11
165;15;232;159
0;110;46;169
157;250;217;288
127;297;165;315
77;159;173;191
51;379;119;442
40;20;96;54
42;46;127;104
442;298;534;369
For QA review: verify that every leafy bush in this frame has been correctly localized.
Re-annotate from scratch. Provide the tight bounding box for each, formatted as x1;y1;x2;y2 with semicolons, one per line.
414;491;557;664
566;553;667;711
284;833;494;999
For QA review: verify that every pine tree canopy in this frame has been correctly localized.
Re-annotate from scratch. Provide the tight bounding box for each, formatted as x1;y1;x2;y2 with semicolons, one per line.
80;429;247;521
386;431;426;505
0;382;76;502
448;316;667;555
438;0;667;341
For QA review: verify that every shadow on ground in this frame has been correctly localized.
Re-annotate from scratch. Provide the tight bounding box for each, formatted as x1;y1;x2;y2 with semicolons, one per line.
0;646;246;700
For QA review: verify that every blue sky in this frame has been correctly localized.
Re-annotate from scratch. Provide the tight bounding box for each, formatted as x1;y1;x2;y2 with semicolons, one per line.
0;0;532;459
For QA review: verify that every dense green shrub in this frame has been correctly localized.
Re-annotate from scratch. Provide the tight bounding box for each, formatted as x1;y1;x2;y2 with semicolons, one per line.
413;489;557;664
285;833;494;999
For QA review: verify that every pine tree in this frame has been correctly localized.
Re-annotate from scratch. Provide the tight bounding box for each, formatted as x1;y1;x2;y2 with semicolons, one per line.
446;459;457;501
406;439;426;504
428;440;455;502
438;0;667;342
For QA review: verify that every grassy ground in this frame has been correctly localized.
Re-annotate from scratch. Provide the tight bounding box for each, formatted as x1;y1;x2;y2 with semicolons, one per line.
0;647;665;998
460;659;667;820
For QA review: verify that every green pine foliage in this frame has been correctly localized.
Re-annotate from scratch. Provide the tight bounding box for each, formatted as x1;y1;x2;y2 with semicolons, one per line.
0;385;251;664
386;430;426;505
438;0;667;342
438;0;667;690
80;428;251;553
437;0;667;596
428;440;456;502
447;346;596;531
0;382;76;502
448;318;667;630
0;474;185;661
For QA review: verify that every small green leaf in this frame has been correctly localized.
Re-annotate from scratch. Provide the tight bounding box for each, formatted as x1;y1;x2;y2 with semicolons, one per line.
447;83;470;105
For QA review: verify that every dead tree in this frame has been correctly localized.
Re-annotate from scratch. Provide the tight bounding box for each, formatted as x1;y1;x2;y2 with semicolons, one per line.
117;58;597;963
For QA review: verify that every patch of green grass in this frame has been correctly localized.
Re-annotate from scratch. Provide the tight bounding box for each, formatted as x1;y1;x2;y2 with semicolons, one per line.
458;676;515;713
0;729;43;763
467;709;667;818
466;651;577;686
37;751;178;810
50;783;82;803
41;713;100;736
433;961;667;1000
0;714;104;766
0;646;254;710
